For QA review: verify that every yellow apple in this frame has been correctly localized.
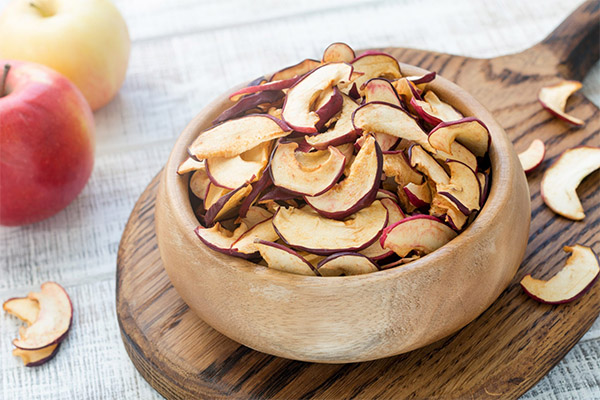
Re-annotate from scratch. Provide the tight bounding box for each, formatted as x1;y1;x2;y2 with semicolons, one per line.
0;0;130;110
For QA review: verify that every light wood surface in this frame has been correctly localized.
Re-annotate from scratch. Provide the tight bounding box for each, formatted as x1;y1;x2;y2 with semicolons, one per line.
117;1;599;397
2;0;599;399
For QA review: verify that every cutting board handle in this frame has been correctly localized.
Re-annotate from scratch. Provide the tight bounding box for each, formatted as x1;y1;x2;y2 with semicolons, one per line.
535;0;599;80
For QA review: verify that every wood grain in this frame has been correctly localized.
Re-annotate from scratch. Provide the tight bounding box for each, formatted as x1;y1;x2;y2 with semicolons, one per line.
116;1;599;398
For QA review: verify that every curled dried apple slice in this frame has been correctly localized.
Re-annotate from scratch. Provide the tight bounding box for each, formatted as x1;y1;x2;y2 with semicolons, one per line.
214;90;285;125
322;42;356;63
437;160;481;215
305;135;382;219
314;87;344;131
189;164;210;201
391;78;419;104
518;139;546;173
203;183;231;210
383;151;424;186
376;189;399;202
13;282;73;350
351;52;402;92
3;297;40;326
538;80;584;126
428;117;490;157
177;157;205;175
270;142;346;196
317;253;379;276
230;218;279;256
237;206;273;227
271;58;321;82
204;184;253;226
229;76;302;102
407;71;436;86
408;145;450;186
541;146;600;220
206;141;271;190
381;215;457;258
305;94;360;149
255;240;318;276
423;91;463;121
238;172;273;218
362;78;402;106
195;223;249;256
521;245;599;304
13;343;60;367
282;63;354;133
360;198;405;260
189;114;290;160
273;201;388;255
403;181;432;208
430;193;468;231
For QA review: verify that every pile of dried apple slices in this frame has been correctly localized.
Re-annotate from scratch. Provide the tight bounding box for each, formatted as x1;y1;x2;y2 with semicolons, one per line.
179;42;494;276
3;282;73;366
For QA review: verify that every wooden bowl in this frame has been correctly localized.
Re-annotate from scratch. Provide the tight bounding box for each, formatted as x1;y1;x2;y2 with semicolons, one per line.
155;63;531;363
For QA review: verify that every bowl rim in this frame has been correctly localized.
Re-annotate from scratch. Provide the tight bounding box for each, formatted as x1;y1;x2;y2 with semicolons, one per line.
162;62;516;287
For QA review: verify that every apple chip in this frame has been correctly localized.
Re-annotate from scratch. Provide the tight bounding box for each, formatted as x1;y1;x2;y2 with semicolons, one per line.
188;114;290;160
383;151;424;186
206;141;271;190
13;282;73;350
204;184;253;226
541;146;600;220
403;181;432;208
273;201;388;255
521;245;599;304
538;80;584;126
428;117;490;157
360;198;405;260
381;215;457;257
437;160;481;215
362;78;402;106
351;52;402;92
13;343;60;367
305;135;382;219
230;218;279;256
317;253;379;276
3;297;40;326
177;157;205;175
305;94;360;149
408;145;450;186
518;139;546;173
195;223;249;256
229;76;303;102
270;142;346;196
214;90;285;125
255;240;318;276
322;42;356;63
271;58;321;82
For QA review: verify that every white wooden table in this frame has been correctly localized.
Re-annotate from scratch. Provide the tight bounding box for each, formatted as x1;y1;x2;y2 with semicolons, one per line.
1;0;599;398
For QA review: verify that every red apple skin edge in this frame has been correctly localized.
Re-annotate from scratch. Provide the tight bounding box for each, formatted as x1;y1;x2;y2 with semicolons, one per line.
0;60;95;226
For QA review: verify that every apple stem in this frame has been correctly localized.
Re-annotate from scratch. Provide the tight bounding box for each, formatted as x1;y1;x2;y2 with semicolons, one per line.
1;64;10;98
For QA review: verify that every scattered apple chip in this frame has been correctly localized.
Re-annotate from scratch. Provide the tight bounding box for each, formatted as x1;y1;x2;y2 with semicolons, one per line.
273;201;388;255
381;215;457;257
270;142;346;196
317;253;379;276
189;114;290;160
322;42;356;63
521;245;599;304
428;117;490;157
538;80;584;126
541;146;600;220
13;343;60;367
255;240;318;276
3;297;40;326
518;139;546;173
282;63;354;133
12;282;73;351
305;135;382;219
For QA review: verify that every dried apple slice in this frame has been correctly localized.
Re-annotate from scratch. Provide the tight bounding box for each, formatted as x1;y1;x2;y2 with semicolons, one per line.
188;114;290;160
270;142;346;196
229;76;302;102
305;135;382;219
428;117;490;157
351;52;402;92
203;183;231;210
360;198;405;260
314;87;344;131
13;343;60;367
403;181;432;208
430;193;468;231
12;282;73;350
214;90;285;125
237;206;273;227
255;240;318;276
195;223;249;256
381;215;457;258
437;160;481;215
230;218;279;256
521;245;599;304
305;94;360;149
538;80;584;126
423;91;463;121
376;189;399;202
362;78;402;106
177;157;204;175
3;297;39;326
188;163;210;201
273;201;388;255
391;78;419;104
407;71;436;86
282;63;354;133
206;141;271;190
408;145;450;186
271;58;321;82
541;146;600;220
238;173;273;218
518;139;546;173
204;184;253;226
322;42;356;63
383;151;424;186
317;253;379;276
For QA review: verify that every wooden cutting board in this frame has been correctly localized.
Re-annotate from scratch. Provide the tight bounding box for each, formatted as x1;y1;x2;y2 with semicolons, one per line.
116;2;599;399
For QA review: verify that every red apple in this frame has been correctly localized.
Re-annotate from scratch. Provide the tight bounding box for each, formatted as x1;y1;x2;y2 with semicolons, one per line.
0;61;95;226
